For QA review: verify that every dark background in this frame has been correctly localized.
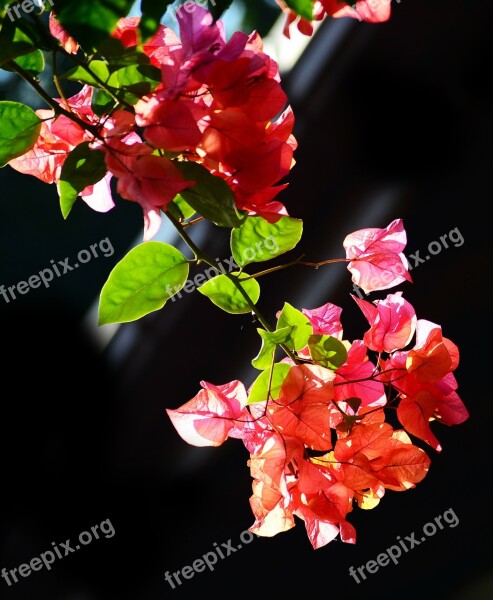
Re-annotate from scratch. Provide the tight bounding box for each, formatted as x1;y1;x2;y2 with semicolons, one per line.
0;0;492;598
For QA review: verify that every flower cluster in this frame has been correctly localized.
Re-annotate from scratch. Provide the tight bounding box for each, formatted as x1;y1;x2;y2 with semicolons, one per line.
9;5;296;239
2;2;468;552
166;220;468;549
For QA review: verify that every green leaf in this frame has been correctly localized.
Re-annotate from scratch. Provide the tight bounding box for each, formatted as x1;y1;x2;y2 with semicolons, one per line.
11;50;45;75
167;193;196;222
231;216;303;268
98;242;189;324
175;161;246;228
55;0;136;50
276;302;312;351
0;101;41;166
0;18;38;65
91;88;115;116
308;334;348;370
284;0;313;20
63;60;160;104
62;60;111;87
247;363;292;405
107;63;161;97
139;0;173;42
252;326;293;371
58;142;107;219
2;48;45;76
198;272;260;314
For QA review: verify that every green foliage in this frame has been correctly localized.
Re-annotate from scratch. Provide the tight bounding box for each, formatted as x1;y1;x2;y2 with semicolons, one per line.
58;142;107;219
0;17;42;66
284;0;313;20
231;216;303;268
54;0;136;50
198;272;260;314
277;302;312;351
176;162;246;228
167;194;196;222
99;242;189;324
247;363;292;404
308;334;348;369
0;101;41;166
252;326;294;370
9;50;45;75
63;60;161;103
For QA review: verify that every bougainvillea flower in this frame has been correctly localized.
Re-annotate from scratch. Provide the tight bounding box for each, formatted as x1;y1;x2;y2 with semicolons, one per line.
353;291;417;353
105;140;193;240
333;422;431;491
234;185;289;222
344;218;412;293
49;12;80;54
136;96;206;152
378;319;468;451
13;8;296;239
334;340;386;407
269;364;336;450
397;391;443;452
392;383;466;450
249;477;296;537
79;172;115;212
292;479;356;548
302;302;343;339
166;380;252;447
128;7;297;226
406;319;459;383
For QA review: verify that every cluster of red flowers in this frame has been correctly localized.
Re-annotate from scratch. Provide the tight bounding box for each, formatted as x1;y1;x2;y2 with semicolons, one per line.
167;220;468;549
9;5;296;239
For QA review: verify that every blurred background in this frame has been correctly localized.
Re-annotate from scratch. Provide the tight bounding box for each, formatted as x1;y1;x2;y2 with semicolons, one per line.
0;0;492;598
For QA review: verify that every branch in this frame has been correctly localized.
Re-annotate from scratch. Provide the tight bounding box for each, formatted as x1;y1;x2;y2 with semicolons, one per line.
165;210;300;364
7;60;103;140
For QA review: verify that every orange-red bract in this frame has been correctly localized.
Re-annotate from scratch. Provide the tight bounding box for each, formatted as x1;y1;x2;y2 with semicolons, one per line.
270;364;335;451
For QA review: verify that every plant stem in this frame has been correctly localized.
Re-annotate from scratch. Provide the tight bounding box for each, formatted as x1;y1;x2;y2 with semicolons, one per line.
165;210;299;364
182;216;205;228
244;256;350;281
30;10;131;110
52;49;70;109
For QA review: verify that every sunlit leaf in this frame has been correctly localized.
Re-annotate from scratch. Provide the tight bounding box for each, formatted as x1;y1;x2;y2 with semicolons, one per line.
99;242;189;324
